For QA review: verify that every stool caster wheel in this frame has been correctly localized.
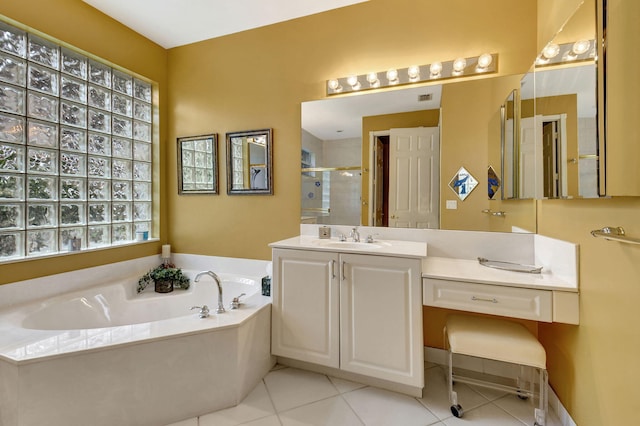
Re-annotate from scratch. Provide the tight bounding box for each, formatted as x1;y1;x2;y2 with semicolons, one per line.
517;390;529;400
451;404;464;418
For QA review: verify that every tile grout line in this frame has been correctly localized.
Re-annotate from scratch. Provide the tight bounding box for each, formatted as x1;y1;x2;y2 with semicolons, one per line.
257;376;284;426
325;374;367;425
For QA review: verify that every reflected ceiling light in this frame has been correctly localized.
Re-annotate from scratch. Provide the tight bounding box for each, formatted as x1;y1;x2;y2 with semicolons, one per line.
366;72;380;88
452;57;467;74
326;53;498;95
535;39;596;67
572;40;591;55
429;61;443;78
476;53;493;70
386;68;399;84
346;75;361;90
542;43;560;59
407;65;420;81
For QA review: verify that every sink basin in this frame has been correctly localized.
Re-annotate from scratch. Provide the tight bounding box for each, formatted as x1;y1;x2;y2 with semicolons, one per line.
311;239;390;250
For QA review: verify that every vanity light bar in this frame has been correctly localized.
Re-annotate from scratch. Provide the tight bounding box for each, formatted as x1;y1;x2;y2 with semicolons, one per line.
327;53;498;96
535;39;596;67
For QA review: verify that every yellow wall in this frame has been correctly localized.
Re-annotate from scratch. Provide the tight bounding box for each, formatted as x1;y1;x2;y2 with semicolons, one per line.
533;1;640;425
537;0;584;52
166;0;538;260
2;1;640;425
606;0;640;195
0;0;168;284
441;75;538;233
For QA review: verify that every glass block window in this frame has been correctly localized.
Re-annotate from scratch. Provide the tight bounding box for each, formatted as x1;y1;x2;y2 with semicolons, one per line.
0;20;153;260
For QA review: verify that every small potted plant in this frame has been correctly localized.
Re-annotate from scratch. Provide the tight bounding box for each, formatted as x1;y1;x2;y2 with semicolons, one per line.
137;264;190;293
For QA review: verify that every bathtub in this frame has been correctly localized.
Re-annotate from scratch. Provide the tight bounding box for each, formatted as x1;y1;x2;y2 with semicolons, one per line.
0;254;275;426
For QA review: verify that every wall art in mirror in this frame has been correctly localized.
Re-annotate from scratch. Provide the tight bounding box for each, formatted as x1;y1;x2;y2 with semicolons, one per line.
226;129;273;195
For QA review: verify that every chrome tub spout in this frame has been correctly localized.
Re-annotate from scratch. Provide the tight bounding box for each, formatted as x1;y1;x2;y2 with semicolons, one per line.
194;270;226;314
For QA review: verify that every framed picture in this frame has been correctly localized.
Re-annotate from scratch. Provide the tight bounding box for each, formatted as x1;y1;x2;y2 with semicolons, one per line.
226;129;273;195
177;134;218;194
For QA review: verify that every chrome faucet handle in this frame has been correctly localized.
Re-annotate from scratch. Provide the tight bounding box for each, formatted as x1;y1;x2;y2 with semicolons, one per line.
339;233;347;242
230;293;246;310
190;305;210;318
366;233;379;243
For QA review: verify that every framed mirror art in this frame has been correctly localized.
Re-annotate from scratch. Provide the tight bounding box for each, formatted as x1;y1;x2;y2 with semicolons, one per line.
226;129;273;195
177;134;218;194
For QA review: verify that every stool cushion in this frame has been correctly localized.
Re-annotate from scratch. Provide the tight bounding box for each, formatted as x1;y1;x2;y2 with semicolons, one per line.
446;314;546;369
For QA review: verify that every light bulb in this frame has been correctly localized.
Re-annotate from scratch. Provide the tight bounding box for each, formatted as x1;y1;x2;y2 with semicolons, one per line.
452;58;467;73
429;62;443;77
542;44;560;59
346;75;361;90
572;40;591;55
477;53;493;69
407;65;420;81
327;79;342;92
386;68;399;84
366;72;380;87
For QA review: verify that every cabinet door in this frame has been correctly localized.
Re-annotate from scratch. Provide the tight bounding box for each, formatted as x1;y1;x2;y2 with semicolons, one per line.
271;248;339;368
340;254;423;387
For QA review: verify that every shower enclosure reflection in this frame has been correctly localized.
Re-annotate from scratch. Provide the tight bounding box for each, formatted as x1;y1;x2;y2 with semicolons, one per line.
301;130;361;225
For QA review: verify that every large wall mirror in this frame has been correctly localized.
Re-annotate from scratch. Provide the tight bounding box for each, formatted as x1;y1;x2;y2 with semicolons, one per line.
504;0;601;199
226;129;273;195
301;82;534;233
301;85;443;229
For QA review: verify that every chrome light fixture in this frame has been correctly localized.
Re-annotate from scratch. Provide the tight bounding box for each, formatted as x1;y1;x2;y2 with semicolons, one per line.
535;39;595;66
326;53;498;95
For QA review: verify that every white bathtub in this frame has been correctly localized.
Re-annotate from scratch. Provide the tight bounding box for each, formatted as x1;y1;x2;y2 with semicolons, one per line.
0;254;275;426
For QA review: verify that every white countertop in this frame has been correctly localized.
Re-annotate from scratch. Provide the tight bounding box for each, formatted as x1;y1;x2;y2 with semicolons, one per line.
269;235;428;258
422;256;578;292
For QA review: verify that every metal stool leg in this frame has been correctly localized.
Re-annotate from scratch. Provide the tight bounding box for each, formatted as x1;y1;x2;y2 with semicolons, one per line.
534;368;548;426
445;326;463;418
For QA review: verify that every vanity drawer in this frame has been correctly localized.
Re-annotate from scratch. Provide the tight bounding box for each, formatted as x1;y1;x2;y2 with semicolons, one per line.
423;278;552;322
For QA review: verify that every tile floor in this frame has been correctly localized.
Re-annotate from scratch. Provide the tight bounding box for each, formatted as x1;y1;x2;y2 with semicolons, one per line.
167;363;563;426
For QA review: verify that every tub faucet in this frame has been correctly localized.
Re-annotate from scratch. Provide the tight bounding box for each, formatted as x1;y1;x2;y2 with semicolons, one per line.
194;270;226;314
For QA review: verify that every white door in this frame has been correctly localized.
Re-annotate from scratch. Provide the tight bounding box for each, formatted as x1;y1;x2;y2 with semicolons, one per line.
388;127;440;228
271;249;340;368
339;253;423;387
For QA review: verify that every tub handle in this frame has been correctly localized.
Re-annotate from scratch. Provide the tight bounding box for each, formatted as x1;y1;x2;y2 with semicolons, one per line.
190;305;210;318
230;293;246;310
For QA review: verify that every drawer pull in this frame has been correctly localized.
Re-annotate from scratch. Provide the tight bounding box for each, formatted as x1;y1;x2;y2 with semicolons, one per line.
471;296;498;303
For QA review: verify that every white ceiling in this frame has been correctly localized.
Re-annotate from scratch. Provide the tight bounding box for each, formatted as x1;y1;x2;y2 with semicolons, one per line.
520;64;596;117
302;85;443;141
82;0;368;49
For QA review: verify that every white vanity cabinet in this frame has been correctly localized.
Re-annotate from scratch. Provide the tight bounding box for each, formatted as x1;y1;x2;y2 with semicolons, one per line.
271;247;424;388
271;249;340;368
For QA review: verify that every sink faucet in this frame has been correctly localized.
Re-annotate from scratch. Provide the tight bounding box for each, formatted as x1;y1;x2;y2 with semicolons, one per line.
350;227;360;242
194;270;225;314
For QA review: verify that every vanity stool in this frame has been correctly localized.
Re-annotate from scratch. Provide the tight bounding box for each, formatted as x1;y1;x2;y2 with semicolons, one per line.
444;314;548;426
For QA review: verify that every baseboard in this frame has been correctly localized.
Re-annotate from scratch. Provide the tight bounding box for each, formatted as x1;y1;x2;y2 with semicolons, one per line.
425;347;577;426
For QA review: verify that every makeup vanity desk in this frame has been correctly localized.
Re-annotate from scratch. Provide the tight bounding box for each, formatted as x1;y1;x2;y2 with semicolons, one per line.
422;256;579;325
